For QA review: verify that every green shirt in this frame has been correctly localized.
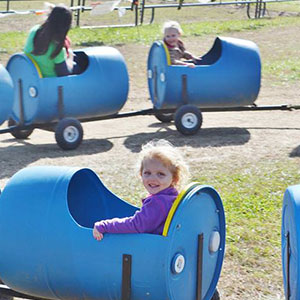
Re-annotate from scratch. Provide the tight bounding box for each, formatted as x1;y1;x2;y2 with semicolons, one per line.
24;25;67;78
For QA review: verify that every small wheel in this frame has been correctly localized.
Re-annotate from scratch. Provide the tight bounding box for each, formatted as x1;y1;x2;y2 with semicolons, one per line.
0;295;13;300
174;105;202;135
8;118;34;140
154;110;174;123
211;289;220;300
55;118;83;150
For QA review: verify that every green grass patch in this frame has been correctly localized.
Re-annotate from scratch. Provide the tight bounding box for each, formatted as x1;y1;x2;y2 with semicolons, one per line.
0;31;27;54
0;14;299;82
1;15;300;53
192;160;300;278
267;1;300;12
264;58;300;82
69;16;300;46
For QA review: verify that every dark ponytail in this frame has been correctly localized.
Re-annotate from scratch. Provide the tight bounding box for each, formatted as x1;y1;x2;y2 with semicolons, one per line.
32;6;72;59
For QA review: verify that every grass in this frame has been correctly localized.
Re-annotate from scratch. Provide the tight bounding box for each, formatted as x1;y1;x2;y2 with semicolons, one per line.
2;14;300;47
1;15;300;82
192;160;300;291
264;58;300;82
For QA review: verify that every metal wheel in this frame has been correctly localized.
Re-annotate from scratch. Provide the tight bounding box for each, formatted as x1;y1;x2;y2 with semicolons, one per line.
55;118;83;150
174;105;202;135
8;118;34;140
154;110;174;123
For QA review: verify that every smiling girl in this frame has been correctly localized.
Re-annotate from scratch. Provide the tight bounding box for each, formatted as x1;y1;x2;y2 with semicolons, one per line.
93;139;190;241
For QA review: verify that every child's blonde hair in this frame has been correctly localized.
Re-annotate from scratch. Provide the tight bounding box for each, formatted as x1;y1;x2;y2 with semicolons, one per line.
138;139;189;190
162;20;183;35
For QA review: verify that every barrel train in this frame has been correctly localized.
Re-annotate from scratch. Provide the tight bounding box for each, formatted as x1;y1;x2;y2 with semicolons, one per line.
1;36;263;150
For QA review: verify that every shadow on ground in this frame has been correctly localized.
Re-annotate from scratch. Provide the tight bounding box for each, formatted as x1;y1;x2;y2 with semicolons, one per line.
124;126;251;152
0;138;113;180
290;145;300;157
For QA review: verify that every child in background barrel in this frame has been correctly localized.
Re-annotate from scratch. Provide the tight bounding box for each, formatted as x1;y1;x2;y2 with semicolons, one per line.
163;20;202;67
93;139;190;240
24;5;79;77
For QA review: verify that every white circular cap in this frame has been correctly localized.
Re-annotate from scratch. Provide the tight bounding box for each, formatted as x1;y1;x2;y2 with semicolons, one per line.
209;231;221;253
172;254;185;274
181;113;198;129
29;86;37;98
63;126;79;143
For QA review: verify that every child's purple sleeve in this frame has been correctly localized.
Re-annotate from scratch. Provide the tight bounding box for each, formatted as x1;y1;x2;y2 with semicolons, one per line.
95;195;173;234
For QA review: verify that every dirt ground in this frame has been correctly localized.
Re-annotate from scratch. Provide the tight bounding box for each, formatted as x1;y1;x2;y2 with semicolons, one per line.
1;19;300;300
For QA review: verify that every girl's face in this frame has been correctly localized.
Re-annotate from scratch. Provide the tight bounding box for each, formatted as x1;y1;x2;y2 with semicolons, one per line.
164;28;180;47
141;158;174;194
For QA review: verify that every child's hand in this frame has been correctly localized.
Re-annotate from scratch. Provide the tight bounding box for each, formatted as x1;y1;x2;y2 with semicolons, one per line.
186;62;195;68
193;57;202;64
93;225;104;241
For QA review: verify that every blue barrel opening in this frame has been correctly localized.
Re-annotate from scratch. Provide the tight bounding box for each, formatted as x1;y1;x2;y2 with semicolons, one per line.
67;169;138;228
147;37;261;110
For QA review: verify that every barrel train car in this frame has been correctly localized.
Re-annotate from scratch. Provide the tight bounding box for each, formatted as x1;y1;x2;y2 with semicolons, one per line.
0;46;129;150
282;185;300;300
0;166;225;300
0;36;263;150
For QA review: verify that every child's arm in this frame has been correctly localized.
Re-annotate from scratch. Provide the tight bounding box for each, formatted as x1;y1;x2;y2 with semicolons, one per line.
173;59;196;68
183;51;202;64
93;195;172;241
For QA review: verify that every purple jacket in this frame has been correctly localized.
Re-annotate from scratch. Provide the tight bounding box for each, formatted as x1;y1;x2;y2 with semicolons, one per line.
95;187;178;235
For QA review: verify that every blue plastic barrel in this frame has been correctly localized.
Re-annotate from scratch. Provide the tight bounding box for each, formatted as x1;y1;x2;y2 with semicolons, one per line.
0;166;225;300
0;64;13;125
6;47;129;124
282;185;300;300
147;37;261;109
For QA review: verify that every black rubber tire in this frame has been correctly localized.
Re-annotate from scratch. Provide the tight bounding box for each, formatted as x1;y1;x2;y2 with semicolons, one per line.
55;118;83;150
211;289;220;300
8;118;34;140
154;110;174;123
0;295;13;300
174;105;202;135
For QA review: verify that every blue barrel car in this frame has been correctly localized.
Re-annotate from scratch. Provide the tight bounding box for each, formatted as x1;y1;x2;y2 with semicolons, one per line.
282;185;300;300
147;36;261;134
0;65;14;126
0;166;225;300
4;47;129;150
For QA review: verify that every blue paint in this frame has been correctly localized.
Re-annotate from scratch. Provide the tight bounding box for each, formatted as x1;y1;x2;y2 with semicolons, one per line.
0;64;13;125
147;37;261;109
0;166;225;300
6;47;129;124
282;185;300;300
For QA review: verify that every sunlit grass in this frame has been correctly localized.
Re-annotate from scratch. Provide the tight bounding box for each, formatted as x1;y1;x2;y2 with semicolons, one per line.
1;15;300;51
264;58;300;82
1;12;300;83
192;160;300;283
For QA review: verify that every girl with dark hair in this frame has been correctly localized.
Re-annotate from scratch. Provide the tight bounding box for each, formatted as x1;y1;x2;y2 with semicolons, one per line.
24;5;78;77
